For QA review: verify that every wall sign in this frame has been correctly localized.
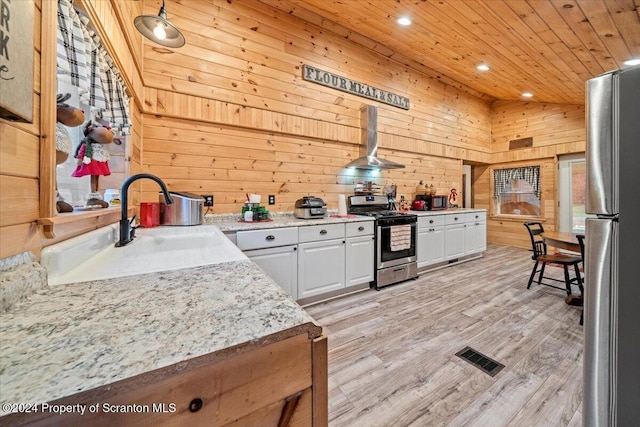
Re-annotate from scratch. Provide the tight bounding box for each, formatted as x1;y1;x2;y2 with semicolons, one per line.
0;0;34;123
303;64;410;110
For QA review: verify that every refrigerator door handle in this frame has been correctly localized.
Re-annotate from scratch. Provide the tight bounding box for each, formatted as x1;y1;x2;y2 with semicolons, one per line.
584;218;617;427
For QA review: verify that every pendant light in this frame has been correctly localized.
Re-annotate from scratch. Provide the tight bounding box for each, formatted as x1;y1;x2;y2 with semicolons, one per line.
134;0;185;48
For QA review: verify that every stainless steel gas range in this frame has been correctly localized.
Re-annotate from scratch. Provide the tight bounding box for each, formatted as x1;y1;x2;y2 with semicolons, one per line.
348;195;418;289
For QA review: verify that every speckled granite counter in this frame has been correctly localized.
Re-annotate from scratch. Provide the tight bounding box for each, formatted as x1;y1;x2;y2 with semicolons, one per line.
409;208;487;217
0;260;321;415
205;212;374;232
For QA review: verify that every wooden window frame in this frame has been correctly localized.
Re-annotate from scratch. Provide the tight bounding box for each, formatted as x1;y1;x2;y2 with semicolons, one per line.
489;163;544;221
38;0;130;240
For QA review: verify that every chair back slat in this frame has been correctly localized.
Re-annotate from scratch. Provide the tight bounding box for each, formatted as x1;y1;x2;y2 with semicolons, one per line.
533;240;546;257
524;222;547;257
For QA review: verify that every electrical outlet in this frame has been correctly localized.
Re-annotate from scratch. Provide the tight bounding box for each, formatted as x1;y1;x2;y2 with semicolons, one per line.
268;194;276;205
202;195;214;207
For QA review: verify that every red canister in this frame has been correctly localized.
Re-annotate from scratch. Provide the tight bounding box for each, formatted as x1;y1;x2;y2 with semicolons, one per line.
140;202;160;227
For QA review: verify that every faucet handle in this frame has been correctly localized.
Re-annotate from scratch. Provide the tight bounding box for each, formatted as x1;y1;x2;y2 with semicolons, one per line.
129;215;137;239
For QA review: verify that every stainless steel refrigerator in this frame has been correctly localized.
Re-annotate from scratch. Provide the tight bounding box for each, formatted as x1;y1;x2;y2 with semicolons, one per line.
584;65;640;427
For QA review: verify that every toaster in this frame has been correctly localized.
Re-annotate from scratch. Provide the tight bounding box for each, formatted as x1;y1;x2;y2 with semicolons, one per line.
411;199;427;210
294;196;327;219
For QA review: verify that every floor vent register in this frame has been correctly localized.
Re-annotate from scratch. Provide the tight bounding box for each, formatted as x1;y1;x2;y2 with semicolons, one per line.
455;346;505;377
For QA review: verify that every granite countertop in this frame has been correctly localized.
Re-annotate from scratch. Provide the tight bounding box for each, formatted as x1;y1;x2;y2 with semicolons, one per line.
205;212;375;232
409;208;487;217
0;260;320;414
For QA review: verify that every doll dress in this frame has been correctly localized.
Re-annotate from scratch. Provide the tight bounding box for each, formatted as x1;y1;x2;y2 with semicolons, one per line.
71;142;111;177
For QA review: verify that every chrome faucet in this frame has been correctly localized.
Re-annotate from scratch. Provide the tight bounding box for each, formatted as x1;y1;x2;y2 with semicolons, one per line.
115;173;173;247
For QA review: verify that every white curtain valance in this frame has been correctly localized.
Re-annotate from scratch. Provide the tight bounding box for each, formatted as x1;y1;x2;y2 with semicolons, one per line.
493;166;541;198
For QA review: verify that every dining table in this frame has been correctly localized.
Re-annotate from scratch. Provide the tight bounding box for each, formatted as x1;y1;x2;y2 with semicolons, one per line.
541;230;582;253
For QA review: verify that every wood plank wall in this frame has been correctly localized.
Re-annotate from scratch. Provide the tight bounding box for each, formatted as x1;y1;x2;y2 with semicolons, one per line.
0;0;42;259
0;0;590;260
138;0;492;212
474;100;586;249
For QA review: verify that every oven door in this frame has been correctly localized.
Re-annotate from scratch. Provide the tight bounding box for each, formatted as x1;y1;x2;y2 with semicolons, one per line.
377;221;417;269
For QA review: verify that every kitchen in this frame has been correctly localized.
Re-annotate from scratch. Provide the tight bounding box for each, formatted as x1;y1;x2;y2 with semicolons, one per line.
1;0;639;426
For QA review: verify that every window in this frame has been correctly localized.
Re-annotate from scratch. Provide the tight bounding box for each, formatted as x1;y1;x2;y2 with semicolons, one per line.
558;154;592;233
55;0;131;209
493;166;541;216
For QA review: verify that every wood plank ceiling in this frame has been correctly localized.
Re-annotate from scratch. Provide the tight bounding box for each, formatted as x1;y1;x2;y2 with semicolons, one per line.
262;0;640;105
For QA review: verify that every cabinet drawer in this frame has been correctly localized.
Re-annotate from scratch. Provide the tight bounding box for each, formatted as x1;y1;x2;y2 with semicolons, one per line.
346;221;374;237
444;213;466;225
299;223;345;243
236;227;298;250
418;215;445;228
466;211;486;223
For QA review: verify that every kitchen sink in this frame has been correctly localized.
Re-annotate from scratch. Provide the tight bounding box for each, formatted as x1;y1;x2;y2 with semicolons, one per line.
41;224;247;286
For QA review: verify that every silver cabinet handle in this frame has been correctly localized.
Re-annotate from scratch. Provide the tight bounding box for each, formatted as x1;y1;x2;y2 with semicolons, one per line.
320;229;327;235
358;226;365;231
265;235;275;241
429;220;434;224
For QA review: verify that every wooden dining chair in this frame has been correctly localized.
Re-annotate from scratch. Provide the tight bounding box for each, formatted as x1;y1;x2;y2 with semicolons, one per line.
523;222;584;297
576;234;586;325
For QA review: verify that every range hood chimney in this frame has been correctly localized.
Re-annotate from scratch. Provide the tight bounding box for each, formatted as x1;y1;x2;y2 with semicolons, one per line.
344;105;405;170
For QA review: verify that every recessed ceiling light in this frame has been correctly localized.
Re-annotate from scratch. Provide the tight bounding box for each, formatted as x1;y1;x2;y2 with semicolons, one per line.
477;64;490;71
623;58;640;66
522;92;534;98
397;17;412;26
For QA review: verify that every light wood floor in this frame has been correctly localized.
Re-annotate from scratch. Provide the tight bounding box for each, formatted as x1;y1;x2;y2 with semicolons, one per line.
305;244;584;427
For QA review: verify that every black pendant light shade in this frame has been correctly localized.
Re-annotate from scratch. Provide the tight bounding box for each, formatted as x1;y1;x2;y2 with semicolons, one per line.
134;0;185;48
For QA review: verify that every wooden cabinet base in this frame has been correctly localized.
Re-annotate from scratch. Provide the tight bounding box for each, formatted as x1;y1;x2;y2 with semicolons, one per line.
3;333;328;427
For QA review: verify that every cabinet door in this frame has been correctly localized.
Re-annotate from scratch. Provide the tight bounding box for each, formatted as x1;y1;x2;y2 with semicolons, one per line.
418;226;445;267
464;221;487;254
417;227;430;266
477;221;487;252
298;239;346;299
345;235;374;287
246;246;298;300
445;224;465;259
427;226;446;265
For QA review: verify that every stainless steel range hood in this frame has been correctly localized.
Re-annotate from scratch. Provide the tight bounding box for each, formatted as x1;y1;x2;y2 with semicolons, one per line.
345;105;405;170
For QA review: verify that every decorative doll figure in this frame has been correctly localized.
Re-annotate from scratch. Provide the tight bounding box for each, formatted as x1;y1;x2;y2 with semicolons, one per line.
72;120;114;207
55;93;85;212
449;188;458;208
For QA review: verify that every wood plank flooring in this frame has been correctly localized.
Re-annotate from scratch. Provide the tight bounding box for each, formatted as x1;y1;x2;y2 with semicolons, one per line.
304;244;584;427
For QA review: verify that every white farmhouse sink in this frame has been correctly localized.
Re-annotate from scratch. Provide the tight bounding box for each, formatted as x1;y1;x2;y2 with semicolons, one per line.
41;224;247;286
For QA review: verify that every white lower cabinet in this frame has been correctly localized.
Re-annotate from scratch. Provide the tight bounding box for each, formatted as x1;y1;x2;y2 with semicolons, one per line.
445;214;466;260
236;227;298;299
345;235;375;286
418;211;486;266
418;226;446;267
237;220;375;302
298;222;374;301
417;215;446;268
464;220;487;254
245;245;298;300
298;238;346;299
463;211;487;255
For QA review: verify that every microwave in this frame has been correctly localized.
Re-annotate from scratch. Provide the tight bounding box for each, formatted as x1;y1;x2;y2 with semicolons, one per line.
415;194;448;210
